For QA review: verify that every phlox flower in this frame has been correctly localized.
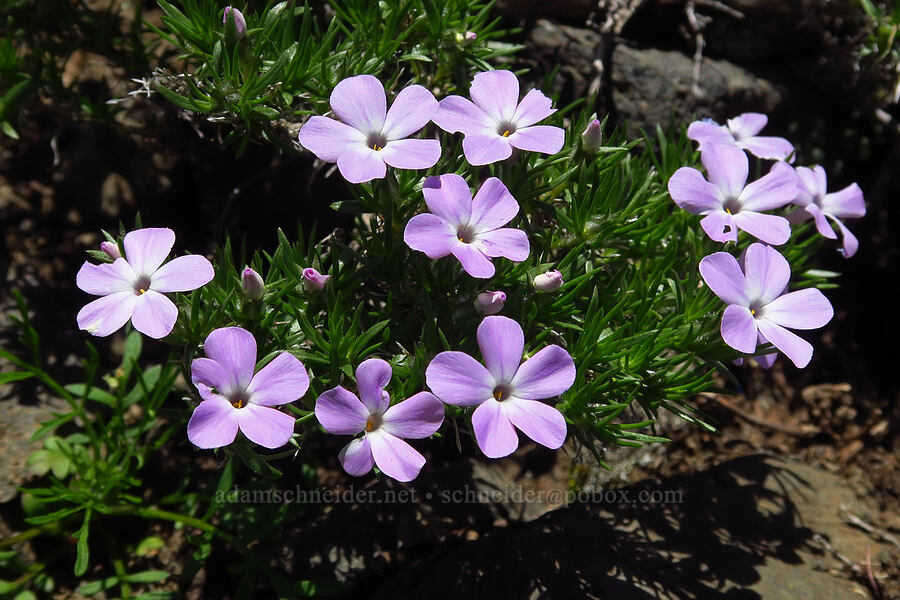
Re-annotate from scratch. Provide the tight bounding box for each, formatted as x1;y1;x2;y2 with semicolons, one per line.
315;359;444;482
667;144;797;245
298;74;440;183
403;174;529;278
688;113;795;162
700;243;833;368
426;316;576;458
788;165;865;258
302;267;330;292
432;70;564;165
188;327;309;449
475;290;506;315
76;228;214;339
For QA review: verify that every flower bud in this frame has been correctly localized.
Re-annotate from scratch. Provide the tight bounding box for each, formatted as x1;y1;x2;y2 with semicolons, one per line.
581;119;602;153
533;270;563;292
455;31;477;45
302;267;330;292
223;6;247;39
100;241;121;260
241;267;264;301
474;290;506;315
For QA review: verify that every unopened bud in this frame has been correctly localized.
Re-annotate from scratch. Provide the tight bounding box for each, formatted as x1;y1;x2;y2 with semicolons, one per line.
533;270;563;292
302;267;330;292
581;119;602;153
241;267;264;301
100;241;121;260
455;31;477;45
474;290;506;315
223;6;247;39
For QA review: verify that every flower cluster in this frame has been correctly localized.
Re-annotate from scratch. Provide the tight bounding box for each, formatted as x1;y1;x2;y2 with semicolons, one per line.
670;112;866;367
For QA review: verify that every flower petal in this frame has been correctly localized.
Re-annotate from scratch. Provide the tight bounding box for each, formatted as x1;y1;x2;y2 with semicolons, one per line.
382;392;444;439
425;351;494;406
191;357;230;392
702;144;748;200
470;177;518;233
123;228;175;277
739;161;797;211
202;326;257;392
831;216;860;258
511;89;556;128
756;319;814;368
382;84;438;140
668;167;723;214
732;211;791;246
507;125;565;155
187;396;239;449
336;146;387;183
721;304;758;353
762;288;833;330
801;204;838;239
403;214;458;259
298;115;366;162
470;70;519;124
699;211;738;243
368;430;426;481
315;386;368;435
338;436;375;476
422;173;472;226
356;358;392;414
451;243;495;278
329;74;386;133
502;398;567;449
76;258;136;296
246;352;309;407
432;95;493;136
379;138;441;170
130;290;178;339
794;165;827;205
742;243;791;306
462;134;513;166
738;136;795;162
822;183;865;219
509;345;575;400
237;403;295;449
477;315;524;385
76;291;136;337
687;120;731;146
150;255;214;293
727;113;767;138
471;398;519;458
473;228;530;262
699;252;749;306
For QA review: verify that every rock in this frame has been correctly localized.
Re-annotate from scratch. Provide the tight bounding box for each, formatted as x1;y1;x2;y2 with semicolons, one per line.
611;44;783;135
527;20;602;101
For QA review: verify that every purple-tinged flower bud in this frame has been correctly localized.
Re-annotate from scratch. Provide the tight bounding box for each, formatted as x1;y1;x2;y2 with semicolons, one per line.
100;241;121;260
241;267;264;301
581;119;602;153
455;31;477;45
223;6;247;39
302;268;330;292
533;270;563;292
474;290;506;315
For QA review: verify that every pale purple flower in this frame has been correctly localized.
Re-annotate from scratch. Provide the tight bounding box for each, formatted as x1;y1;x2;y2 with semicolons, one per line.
315;359;444;482
404;174;529;278
581;119;603;153
100;241;121;260
699;243;833;368
241;267;264;300
222;6;247;38
687;113;795;162
668;144;797;245
297;75;440;183
188;327;308;449
426;316;575;458
475;290;506;315
787;165;865;258
302;267;330;292
76;228;214;339
533;269;563;292
432;70;564;166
